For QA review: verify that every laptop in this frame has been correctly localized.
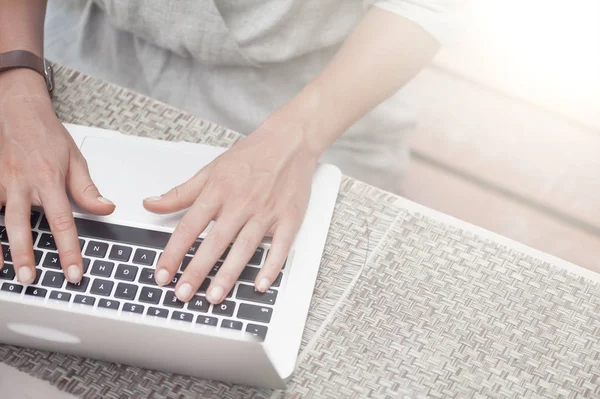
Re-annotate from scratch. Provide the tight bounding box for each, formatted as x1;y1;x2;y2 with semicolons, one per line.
0;124;341;389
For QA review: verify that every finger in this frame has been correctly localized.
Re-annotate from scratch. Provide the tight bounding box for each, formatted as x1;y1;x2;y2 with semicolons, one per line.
176;214;247;303
143;172;207;215
41;190;83;284
67;154;115;215
255;220;298;292
209;216;271;301
4;191;35;284
155;194;218;287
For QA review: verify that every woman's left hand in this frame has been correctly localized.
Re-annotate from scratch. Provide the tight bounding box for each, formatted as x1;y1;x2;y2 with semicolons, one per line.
144;118;319;304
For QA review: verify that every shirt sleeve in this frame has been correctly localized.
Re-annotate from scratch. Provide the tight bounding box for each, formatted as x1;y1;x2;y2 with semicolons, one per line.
363;0;469;45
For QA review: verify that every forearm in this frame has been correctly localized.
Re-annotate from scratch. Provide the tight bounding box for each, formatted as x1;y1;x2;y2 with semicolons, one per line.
273;7;440;154
0;0;48;94
0;0;46;55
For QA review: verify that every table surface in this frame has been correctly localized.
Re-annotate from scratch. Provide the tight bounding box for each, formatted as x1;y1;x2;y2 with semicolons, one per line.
2;65;600;399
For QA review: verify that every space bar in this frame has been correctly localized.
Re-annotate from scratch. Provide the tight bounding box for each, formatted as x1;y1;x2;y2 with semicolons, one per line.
39;215;172;249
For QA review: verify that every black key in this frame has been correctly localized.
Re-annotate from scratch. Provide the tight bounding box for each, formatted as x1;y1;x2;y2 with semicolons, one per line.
237;303;273;323
123;303;144;314
273;272;283;288
238;267;283;287
196;315;218;326
212;300;236;317
238;266;260;283
40;215;173;250
49;290;71;302
38;233;57;250
219;246;231;261
163;290;184;308
41;271;65;288
132;248;156;266
1;282;23;294
73;294;95;306
114;264;139;281
147;307;168;318
90;279;114;296
180;256;193;271
32;268;42;285
84;241;109;258
187;295;210;312
114;283;138;300
40;255;83;273
0;227;37;244
197;278;211;293
31;231;39;246
82;258;91;273
221;319;243;331
246;324;268;341
90;260;115;277
0;264;15;280
3;245;11;262
30;210;41;227
33;250;43;266
109;245;132;262
165;273;182;288
248;247;265;266
25;286;47;298
98;298;120;310
79;239;85;250
139;286;162;304
208;262;223;277
43;252;61;269
188;239;202;255
138;268;157;286
65;276;90;292
236;284;277;305
171;311;193;322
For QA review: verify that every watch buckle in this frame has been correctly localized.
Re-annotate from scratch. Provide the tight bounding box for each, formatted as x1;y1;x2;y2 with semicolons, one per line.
43;58;54;97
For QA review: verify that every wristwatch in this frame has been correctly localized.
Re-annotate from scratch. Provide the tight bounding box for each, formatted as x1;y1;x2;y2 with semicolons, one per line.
0;50;54;97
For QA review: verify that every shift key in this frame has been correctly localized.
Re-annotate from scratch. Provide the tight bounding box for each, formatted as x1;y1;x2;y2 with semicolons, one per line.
236;284;277;305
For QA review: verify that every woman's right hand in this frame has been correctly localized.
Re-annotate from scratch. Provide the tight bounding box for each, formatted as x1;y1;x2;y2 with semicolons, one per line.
0;68;115;285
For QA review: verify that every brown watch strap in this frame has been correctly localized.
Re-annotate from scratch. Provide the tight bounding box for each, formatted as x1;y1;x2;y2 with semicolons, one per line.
0;50;54;96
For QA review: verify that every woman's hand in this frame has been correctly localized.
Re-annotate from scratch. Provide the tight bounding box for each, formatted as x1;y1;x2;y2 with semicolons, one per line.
145;5;441;305
145;116;319;304
0;69;115;284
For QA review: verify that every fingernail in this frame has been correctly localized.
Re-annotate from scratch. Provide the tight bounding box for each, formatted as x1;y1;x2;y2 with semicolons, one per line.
144;196;162;202
257;277;270;292
176;283;193;301
155;268;170;286
67;265;82;283
97;196;114;205
207;285;224;303
18;267;33;284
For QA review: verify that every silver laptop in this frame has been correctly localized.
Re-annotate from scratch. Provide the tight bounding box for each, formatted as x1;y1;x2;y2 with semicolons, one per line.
0;124;341;389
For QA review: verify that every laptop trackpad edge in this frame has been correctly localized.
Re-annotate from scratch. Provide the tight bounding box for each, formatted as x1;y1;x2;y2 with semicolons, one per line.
77;135;223;229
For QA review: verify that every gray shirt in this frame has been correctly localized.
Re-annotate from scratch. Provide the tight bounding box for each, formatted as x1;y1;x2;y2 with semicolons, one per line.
45;0;463;191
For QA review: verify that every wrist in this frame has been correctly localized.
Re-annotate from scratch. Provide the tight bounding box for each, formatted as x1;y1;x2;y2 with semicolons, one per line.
0;67;49;99
268;83;340;157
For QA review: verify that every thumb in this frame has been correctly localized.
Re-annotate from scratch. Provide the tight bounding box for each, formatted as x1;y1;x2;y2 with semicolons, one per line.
67;154;115;215
143;173;207;214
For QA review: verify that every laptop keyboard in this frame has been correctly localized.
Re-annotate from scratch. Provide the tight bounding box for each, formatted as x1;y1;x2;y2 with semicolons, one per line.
0;208;287;341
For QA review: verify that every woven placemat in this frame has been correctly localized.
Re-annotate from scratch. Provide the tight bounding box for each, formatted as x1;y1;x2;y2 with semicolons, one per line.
285;210;600;398
2;65;599;398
